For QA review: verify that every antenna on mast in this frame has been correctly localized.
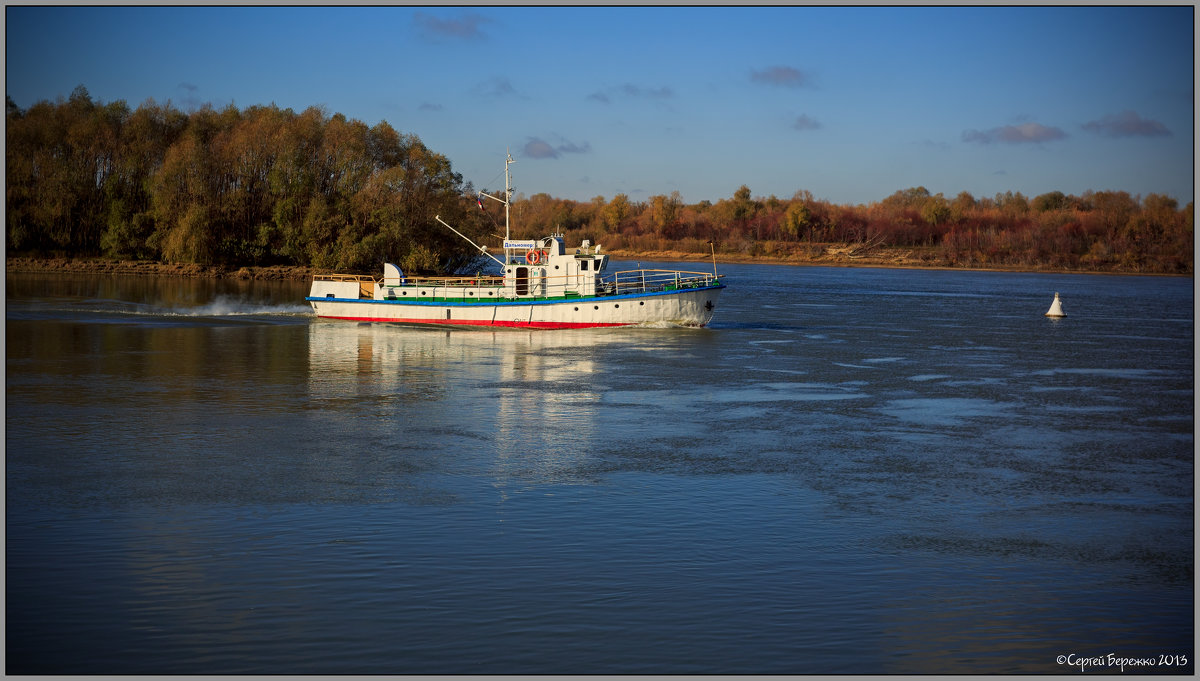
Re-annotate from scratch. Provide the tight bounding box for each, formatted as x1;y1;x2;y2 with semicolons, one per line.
476;150;516;243
503;149;514;243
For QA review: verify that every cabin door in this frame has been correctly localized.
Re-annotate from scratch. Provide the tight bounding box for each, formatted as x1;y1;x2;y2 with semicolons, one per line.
515;267;529;296
577;259;590;295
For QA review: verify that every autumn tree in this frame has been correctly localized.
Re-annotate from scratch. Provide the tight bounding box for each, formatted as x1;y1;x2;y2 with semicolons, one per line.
647;191;682;235
949;191;976;222
7;85;121;253
7;89;486;273
599;193;632;232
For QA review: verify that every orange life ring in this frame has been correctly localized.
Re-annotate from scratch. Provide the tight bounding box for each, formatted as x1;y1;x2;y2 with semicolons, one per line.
525;249;541;265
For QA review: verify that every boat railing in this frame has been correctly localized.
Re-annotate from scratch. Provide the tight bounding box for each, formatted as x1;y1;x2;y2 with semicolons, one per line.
313;273;377;283
608;269;722;295
387;275;506;287
314;269;720;301
313;273;506;287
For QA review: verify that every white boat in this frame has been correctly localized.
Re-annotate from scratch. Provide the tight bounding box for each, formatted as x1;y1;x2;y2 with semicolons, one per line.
307;154;726;329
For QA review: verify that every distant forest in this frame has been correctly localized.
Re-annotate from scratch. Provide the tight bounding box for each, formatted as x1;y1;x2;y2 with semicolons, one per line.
7;87;1193;275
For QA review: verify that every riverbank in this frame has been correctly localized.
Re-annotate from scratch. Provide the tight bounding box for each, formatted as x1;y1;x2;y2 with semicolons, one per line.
600;247;1185;276
5;257;322;281
5;250;1188;280
608;246;946;269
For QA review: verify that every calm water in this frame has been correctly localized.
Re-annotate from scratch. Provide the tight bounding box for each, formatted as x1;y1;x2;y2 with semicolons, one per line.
6;263;1194;674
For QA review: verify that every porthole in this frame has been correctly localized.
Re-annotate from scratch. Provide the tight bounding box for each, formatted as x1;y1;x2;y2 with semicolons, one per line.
594;305;599;310
615;304;620;308
639;301;644;306
574;307;579;311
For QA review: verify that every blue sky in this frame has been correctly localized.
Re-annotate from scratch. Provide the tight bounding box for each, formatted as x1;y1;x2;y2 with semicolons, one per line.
6;5;1194;206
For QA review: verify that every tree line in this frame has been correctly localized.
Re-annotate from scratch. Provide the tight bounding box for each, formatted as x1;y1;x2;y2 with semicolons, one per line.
511;185;1192;274
6;86;491;274
7;86;1193;275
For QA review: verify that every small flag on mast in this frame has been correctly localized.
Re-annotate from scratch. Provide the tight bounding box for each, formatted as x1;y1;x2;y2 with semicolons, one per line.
477;197;484;210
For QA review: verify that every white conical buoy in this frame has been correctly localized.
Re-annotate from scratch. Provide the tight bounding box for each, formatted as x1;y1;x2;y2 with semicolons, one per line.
1045;292;1066;317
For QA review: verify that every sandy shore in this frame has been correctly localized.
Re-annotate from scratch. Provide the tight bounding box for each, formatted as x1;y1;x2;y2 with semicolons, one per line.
598;247;1137;275
605;246;940;269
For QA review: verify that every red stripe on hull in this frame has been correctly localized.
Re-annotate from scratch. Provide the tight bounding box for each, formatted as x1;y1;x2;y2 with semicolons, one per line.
315;315;646;329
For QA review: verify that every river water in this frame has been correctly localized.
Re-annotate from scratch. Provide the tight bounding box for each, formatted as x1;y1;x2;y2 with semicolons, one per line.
6;262;1193;674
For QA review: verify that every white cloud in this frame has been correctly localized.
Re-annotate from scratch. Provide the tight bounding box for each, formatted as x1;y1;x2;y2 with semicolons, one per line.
524;136;592;159
1082;110;1170;138
963;122;1067;144
792;114;821;131
751;65;813;88
413;12;490;41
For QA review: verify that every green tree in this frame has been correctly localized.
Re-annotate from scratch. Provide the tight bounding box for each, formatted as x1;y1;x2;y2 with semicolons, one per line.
100;99;188;258
782;201;811;239
601;194;632;231
920;194;950;226
883;186;931;209
731;185;756;221
995;190;1030;215
1032;190;1068;212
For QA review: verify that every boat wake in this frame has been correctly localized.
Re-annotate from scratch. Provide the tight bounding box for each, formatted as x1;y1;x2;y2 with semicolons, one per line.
10;295;316;325
631;320;691;329
160;297;313;318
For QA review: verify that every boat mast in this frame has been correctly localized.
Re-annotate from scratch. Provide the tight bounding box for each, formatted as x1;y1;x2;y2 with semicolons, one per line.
474;151;516;264
432;153;515;268
504;150;513;244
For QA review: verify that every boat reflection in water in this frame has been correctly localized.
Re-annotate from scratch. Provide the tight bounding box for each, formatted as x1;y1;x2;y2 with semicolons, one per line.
305;321;644;489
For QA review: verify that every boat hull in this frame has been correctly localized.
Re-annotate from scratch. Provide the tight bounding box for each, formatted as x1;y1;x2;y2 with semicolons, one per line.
308;285;724;329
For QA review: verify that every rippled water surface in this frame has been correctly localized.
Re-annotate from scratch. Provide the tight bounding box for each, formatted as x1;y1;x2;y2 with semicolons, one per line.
6;263;1193;674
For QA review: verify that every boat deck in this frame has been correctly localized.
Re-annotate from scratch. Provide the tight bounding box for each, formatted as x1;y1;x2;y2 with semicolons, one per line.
311;269;723;304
